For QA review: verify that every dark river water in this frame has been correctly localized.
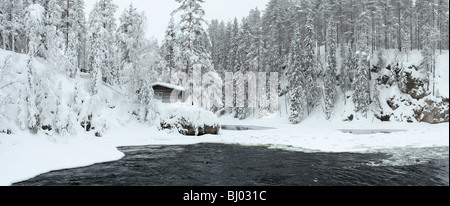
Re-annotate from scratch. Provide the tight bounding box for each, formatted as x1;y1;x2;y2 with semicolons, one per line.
14;144;449;186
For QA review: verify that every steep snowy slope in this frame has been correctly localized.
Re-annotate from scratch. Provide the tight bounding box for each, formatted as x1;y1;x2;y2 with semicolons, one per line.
0;49;134;136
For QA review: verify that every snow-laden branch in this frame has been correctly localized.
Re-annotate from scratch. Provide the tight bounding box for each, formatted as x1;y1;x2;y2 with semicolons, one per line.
0;81;19;90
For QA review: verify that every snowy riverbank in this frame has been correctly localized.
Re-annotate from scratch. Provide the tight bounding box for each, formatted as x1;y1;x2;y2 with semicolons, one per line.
1;116;448;186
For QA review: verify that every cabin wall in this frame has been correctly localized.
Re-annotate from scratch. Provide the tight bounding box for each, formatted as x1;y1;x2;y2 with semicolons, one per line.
153;86;184;103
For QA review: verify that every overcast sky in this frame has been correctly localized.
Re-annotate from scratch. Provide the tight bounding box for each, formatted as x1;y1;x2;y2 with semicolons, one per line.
85;0;270;42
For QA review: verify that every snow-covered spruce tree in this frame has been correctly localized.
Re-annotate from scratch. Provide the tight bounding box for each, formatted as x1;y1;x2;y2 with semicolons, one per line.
262;0;295;75
54;81;67;135
324;23;338;120
375;49;386;70
288;24;306;124
161;17;177;80
17;88;28;131
246;8;268;117
137;79;156;123
227;18;249;119
342;44;357;103
25;56;39;133
117;4;146;84
90;56;103;95
24;3;45;57
353;38;371;117
42;0;64;63
172;0;213;75
401;28;411;62
228;18;242;75
35;73;57;134
228;18;242;117
208;19;229;74
88;0;118;86
234;18;255;120
302;15;319;115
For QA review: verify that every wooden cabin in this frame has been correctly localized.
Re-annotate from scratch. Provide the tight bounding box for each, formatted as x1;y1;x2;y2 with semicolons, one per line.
151;83;186;103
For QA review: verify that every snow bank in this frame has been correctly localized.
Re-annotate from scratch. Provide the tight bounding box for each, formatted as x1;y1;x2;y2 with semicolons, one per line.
436;51;449;98
0;133;124;186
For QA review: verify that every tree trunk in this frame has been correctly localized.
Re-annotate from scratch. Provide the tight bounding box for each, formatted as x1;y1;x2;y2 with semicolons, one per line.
410;2;414;51
438;0;442;54
371;13;375;55
103;0;106;29
397;2;402;52
66;0;70;50
186;2;192;76
9;3;13;52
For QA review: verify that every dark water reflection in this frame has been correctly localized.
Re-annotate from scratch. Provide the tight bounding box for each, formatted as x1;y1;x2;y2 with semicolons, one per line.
14;144;449;186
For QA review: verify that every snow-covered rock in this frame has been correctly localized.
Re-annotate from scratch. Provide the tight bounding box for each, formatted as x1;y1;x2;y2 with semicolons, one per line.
158;104;220;136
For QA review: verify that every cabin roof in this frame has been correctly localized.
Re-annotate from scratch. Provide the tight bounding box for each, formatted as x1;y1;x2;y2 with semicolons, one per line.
151;82;185;91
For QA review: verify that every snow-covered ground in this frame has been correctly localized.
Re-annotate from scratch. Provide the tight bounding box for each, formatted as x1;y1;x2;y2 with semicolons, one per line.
1;115;448;186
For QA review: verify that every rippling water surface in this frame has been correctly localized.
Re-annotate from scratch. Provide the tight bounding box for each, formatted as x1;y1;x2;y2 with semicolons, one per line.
14;144;449;186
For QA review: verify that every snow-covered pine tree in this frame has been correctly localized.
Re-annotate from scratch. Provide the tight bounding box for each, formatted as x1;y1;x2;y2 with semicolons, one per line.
324;23;338;120
65;0;87;77
172;0;213;75
117;5;145;65
421;25;440;95
88;0;118;86
116;4;158;123
2;0;25;52
87;6;105;94
288;23;306;124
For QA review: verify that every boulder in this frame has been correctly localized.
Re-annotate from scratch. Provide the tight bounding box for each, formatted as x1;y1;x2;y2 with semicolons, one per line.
161;117;220;136
401;66;428;100
159;105;220;136
416;99;449;124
